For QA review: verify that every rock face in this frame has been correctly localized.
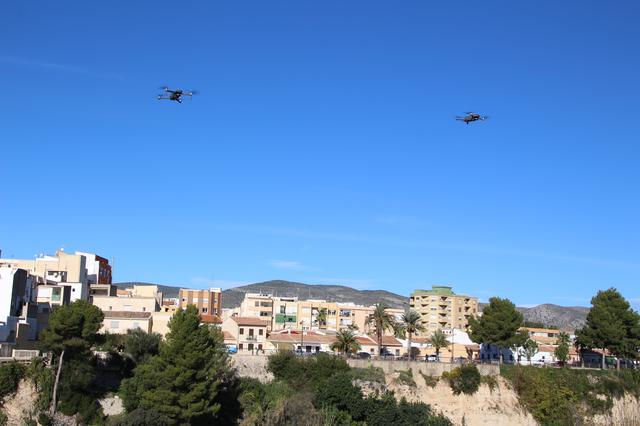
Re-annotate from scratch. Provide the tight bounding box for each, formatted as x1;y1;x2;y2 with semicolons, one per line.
1;379;38;426
385;373;537;426
231;355;274;382
590;394;640;426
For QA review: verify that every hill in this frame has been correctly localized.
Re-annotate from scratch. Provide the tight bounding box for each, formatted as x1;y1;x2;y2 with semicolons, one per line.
115;280;409;309
519;304;589;330
115;281;589;329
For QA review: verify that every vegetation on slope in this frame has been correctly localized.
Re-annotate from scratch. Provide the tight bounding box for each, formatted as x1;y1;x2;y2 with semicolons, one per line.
501;365;640;426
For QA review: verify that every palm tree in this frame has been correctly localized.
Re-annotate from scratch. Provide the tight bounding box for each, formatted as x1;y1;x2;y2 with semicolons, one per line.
401;310;425;360
316;308;327;329
557;332;570;345
430;329;448;360
368;303;395;358
331;329;361;357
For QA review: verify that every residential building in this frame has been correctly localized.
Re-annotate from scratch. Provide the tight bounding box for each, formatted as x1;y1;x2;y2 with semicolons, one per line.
93;285;160;335
239;292;274;325
237;292;404;333
101;311;153;334
0;250;112;303
0;266;38;355
268;329;336;353
221;316;270;353
179;287;222;317
409;285;478;335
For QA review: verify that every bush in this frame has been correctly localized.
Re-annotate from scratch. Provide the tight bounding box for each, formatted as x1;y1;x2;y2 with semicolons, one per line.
500;365;640;425
481;375;498;392
37;413;52;426
419;372;439;388
26;358;54;412
0;362;25;399
109;408;170;426
0;411;7;426
394;369;416;387
350;366;386;384
442;365;481;395
267;351;350;389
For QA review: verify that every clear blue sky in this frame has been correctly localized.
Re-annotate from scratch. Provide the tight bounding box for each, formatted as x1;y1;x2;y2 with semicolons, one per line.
2;1;639;308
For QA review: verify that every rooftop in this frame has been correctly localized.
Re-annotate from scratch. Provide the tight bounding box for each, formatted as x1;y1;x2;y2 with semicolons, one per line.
411;285;476;299
103;311;152;319
231;316;270;327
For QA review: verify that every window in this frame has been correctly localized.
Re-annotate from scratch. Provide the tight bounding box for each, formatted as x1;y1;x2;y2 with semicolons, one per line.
202;308;208;313
459;308;461;312
109;306;112;311
280;306;286;314
260;311;269;317
110;321;119;329
255;301;260;307
239;343;243;350
258;344;263;351
142;307;146;312
248;343;254;351
259;329;263;336
239;328;244;335
248;328;254;336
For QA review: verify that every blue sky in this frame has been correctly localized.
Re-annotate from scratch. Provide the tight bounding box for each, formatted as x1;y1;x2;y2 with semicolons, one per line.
2;1;639;308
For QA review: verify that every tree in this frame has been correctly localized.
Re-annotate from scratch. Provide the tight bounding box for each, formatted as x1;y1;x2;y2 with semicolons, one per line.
330;330;361;357
120;305;240;425
468;297;526;364
554;342;569;365
400;310;425;360
519;339;539;364
316;308;327;329
124;329;161;365
557;332;570;345
430;329;448;360
38;300;104;415
575;288;640;369
368;303;395;358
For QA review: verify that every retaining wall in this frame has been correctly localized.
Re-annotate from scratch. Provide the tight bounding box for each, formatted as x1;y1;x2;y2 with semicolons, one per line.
347;359;499;376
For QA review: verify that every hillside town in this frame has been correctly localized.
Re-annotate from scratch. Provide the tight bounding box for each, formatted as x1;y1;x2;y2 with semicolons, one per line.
0;250;619;368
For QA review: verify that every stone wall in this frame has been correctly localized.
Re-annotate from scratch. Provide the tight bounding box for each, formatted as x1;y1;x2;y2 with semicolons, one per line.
231;354;273;382
347;359;500;376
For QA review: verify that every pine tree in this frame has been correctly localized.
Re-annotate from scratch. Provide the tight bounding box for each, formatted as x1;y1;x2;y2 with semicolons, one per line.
575;288;640;369
468;297;526;363
120;305;240;425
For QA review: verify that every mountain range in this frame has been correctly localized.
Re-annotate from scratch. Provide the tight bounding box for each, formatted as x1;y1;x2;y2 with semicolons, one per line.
115;280;588;330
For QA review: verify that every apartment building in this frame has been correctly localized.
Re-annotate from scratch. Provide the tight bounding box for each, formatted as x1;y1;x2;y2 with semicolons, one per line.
238;292;404;333
409;285;478;335
93;285;159;335
221;316;270;353
0;266;38;355
179;287;222;317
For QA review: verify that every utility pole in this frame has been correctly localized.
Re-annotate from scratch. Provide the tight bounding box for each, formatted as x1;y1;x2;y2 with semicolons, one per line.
300;320;305;354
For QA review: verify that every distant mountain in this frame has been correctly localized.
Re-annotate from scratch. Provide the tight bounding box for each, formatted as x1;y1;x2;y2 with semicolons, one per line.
478;302;589;330
115;281;589;330
115;280;409;309
519;304;589;330
220;280;409;309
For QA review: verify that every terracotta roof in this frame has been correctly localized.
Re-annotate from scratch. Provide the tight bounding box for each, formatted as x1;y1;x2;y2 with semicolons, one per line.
223;331;235;341
116;289;130;296
104;311;151;319
520;327;560;334
162;300;176;306
537;345;557;353
355;335;378;346
231;316;270;327
200;315;222;324
530;336;558;345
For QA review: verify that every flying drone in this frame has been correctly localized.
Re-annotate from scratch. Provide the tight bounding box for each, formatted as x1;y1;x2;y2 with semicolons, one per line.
455;112;489;124
157;87;198;103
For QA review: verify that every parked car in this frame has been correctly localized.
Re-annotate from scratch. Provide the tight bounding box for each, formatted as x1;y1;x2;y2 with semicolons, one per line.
425;354;439;362
357;352;372;359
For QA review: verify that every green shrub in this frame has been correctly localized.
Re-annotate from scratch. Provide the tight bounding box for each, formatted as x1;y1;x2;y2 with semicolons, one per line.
419;372;440;388
0;411;7;426
37;413;52;426
394;369;416;387
26;358;54;412
442;365;481;395
267;351;350;389
500;365;640;425
0;362;25;399
481;375;498;392
350;366;386;384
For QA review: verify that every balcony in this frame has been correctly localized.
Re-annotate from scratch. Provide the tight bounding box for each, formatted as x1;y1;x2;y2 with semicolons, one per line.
245;335;259;341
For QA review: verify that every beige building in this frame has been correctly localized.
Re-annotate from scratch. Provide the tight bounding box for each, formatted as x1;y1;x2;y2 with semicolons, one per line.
238;292;404;333
409;285;478;335
179;287;222;317
221;316;270;353
101;311;152;334
93;285;160;335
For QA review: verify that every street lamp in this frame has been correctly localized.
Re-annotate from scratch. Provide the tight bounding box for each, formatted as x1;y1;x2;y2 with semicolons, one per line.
299;320;305;354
